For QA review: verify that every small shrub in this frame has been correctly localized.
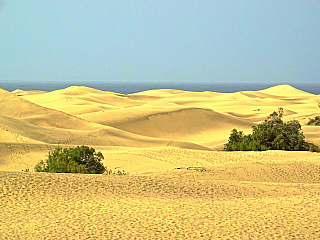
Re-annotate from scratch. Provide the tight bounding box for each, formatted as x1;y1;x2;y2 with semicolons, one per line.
35;145;106;174
307;116;320;126
309;143;320;153
103;169;128;175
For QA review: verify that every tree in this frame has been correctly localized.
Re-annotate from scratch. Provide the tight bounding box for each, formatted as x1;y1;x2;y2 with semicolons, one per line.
35;145;106;174
224;129;245;151
224;108;316;151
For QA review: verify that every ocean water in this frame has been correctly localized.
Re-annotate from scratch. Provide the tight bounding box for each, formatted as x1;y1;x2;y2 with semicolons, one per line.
0;81;319;95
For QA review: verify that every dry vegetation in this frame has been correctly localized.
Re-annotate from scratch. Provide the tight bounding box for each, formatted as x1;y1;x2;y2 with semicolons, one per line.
1;85;320;238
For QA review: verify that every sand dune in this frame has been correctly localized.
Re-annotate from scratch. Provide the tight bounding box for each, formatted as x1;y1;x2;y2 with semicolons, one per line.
259;84;315;97
12;89;47;96
1;83;320;162
2;84;320;238
98;108;253;147
0;88;101;130
2;83;320;150
21;86;151;115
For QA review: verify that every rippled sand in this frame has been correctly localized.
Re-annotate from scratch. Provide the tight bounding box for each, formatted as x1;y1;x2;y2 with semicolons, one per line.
1;166;320;239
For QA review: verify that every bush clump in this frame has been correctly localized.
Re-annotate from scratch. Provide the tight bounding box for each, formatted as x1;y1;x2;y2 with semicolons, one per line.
309;143;320;153
35;145;106;174
224;108;317;151
307;116;320;126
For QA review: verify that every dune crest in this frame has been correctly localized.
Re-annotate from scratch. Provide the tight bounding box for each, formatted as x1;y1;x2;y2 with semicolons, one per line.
259;84;315;97
11;89;47;96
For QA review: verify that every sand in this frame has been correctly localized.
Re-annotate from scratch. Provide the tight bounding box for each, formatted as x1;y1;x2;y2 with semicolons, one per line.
1;84;320;238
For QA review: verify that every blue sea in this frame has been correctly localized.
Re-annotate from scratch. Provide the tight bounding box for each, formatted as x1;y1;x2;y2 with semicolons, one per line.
0;81;319;95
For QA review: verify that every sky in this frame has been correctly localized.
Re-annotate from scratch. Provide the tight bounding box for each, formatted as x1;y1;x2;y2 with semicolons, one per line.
0;0;319;84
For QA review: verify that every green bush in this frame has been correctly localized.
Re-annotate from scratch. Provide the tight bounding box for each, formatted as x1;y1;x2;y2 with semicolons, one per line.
307;116;320;126
224;108;317;151
35;145;106;174
309;143;320;153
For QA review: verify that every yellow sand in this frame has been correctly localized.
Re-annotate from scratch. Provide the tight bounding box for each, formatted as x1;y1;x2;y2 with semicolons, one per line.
1;84;320;239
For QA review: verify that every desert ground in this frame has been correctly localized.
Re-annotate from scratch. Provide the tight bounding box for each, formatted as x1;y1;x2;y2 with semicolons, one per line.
1;84;320;239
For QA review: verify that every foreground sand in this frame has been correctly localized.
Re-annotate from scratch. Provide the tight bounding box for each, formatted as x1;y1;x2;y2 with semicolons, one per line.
2;161;320;239
1;84;320;238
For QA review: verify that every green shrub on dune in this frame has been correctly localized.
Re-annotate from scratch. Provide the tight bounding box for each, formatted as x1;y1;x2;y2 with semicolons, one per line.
309;143;320;153
225;108;319;152
307;116;320;126
35;145;106;174
224;128;268;151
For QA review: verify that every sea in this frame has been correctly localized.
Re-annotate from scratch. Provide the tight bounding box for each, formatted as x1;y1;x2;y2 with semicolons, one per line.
0;81;319;95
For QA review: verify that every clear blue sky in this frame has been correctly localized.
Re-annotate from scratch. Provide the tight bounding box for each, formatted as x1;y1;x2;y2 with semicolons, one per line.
0;1;319;84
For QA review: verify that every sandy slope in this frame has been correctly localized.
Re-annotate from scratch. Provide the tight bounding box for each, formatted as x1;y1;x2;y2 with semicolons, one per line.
1;84;320;238
82;107;254;147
